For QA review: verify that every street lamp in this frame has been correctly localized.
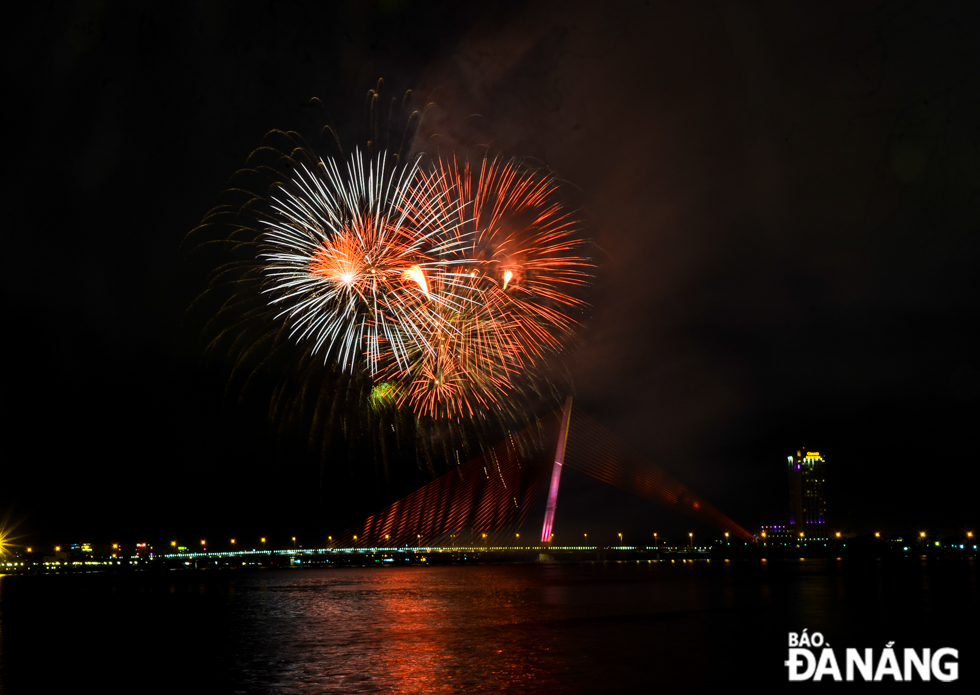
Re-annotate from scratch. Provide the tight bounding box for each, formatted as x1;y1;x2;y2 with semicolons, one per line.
617;532;623;546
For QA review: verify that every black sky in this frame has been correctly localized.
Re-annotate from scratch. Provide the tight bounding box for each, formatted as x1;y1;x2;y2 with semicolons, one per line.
3;1;979;546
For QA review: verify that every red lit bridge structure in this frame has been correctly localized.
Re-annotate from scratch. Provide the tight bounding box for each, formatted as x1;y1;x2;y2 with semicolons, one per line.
337;398;752;549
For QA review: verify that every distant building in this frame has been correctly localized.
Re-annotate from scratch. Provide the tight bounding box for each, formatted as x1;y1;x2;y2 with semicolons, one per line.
759;524;796;546
788;449;827;540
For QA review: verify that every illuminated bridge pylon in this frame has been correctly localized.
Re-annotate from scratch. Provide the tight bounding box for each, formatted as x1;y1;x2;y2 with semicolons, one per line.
339;403;753;547
540;396;572;543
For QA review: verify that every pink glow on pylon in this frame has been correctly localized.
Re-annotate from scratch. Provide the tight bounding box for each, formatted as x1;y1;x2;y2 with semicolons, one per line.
541;396;573;543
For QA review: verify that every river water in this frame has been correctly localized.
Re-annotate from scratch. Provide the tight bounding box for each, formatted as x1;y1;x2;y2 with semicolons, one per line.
0;558;976;693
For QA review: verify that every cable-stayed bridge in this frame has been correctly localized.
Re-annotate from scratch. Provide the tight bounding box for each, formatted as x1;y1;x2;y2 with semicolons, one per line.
340;399;752;548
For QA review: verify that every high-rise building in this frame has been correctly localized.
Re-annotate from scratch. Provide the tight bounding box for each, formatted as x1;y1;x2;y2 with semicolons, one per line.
787;449;827;540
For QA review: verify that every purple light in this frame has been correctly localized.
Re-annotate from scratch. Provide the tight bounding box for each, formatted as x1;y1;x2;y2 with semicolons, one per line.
541;397;573;543
540;462;563;543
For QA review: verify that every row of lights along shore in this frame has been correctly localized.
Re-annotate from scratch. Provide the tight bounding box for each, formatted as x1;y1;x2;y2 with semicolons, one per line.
2;531;975;561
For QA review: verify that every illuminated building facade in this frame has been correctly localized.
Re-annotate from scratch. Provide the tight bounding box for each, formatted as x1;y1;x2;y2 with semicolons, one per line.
788;449;827;540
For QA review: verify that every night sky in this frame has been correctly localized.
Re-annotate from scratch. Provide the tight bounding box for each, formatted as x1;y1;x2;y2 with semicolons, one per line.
4;2;979;548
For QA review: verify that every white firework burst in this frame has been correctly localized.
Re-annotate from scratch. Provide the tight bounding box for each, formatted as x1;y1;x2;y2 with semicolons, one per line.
260;149;459;373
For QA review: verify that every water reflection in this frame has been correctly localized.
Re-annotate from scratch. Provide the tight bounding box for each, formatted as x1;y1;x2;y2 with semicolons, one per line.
230;567;572;692
0;560;975;693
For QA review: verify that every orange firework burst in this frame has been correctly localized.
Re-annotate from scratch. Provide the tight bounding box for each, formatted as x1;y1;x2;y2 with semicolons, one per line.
428;156;591;357
374;156;593;419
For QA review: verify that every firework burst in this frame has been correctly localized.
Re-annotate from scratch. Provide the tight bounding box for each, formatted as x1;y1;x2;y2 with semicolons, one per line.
374;156;593;419
259;149;461;375
429;156;591;356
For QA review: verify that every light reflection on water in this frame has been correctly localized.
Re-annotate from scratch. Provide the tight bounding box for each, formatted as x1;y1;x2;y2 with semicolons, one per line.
231;567;574;693
1;559;976;693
